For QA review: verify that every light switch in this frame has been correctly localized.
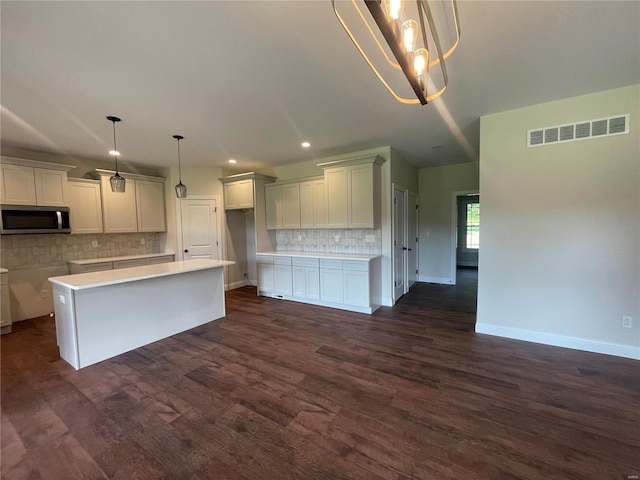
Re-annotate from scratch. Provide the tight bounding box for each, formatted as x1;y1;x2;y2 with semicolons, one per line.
59;295;66;305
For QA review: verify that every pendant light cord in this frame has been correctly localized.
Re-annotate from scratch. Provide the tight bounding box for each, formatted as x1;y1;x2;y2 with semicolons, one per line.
177;137;182;182
112;120;119;174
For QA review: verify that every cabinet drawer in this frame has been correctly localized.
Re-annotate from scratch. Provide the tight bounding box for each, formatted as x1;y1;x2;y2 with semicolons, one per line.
257;255;274;264
145;255;174;265
113;259;146;269
82;262;113;273
320;259;343;270
343;261;369;272
274;256;292;266
292;257;319;268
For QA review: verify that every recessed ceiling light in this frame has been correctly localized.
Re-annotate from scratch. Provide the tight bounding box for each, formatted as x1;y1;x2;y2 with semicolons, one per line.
228;159;237;164
301;142;311;148
108;150;120;156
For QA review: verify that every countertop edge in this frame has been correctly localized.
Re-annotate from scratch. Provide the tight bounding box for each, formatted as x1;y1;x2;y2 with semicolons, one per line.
256;251;381;261
68;252;177;265
50;259;234;290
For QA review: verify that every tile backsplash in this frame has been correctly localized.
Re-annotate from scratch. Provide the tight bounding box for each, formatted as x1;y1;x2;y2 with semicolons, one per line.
276;229;381;254
0;233;162;271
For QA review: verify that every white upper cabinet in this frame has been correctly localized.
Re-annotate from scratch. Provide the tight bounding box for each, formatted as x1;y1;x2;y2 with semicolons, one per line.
93;170;166;234
265;182;301;230
136;180;166;232
320;155;384;229
0;158;74;206
68;179;103;234
265;184;282;230
223;179;254;210
299;178;327;229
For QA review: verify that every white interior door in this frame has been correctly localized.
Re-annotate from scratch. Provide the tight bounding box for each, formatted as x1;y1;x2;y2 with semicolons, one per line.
407;191;418;287
180;198;219;260
393;186;406;302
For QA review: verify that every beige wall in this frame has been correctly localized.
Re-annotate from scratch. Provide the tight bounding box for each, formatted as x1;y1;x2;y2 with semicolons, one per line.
418;162;479;283
477;84;640;359
390;148;418;193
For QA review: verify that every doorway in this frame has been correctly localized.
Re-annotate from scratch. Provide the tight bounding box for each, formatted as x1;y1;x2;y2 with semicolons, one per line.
393;184;419;303
450;191;479;286
178;197;221;261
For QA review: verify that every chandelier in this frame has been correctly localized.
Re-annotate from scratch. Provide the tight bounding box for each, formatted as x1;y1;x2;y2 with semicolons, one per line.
333;0;460;105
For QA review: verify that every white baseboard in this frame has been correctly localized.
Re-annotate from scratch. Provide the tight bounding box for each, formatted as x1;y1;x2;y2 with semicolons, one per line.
381;296;393;307
475;323;640;360
418;275;453;285
225;280;248;291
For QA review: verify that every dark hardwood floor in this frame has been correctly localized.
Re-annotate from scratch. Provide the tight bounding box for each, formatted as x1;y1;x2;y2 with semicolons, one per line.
2;276;639;479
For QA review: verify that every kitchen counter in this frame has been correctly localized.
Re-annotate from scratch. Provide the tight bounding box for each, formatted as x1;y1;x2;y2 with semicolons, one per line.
49;259;234;370
68;252;176;265
258;251;381;261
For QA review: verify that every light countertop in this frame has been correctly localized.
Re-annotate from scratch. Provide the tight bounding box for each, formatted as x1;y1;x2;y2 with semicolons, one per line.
50;259;234;290
257;251;381;261
68;252;176;265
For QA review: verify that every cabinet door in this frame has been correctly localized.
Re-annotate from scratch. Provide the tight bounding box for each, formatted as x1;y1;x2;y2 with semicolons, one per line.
136;180;166;232
348;163;374;228
265;185;281;230
257;262;275;292
237;180;254;208
305;267;320;299
68;180;103;234
113;259;146;269
0;164;36;205
274;265;293;296
313;180;328;228
320;268;343;303
224;182;239;209
292;266;307;297
34;169;68;206
343;269;369;307
299;181;314;229
101;176;137;233
325;167;348;228
281;183;300;229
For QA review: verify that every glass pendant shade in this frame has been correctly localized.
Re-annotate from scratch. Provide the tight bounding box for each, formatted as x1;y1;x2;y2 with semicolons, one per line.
175;181;187;198
110;172;126;193
173;135;187;198
106;116;126;193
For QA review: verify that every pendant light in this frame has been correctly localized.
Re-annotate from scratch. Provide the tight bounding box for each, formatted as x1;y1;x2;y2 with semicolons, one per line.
173;135;187;198
106;116;126;192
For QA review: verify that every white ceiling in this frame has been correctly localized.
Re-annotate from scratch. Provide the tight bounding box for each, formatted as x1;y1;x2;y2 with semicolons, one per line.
1;1;639;171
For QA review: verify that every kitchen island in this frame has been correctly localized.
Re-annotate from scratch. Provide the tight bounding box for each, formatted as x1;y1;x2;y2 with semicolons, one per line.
49;258;234;370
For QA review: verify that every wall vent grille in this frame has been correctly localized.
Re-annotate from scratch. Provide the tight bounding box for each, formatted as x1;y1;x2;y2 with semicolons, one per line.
527;114;629;147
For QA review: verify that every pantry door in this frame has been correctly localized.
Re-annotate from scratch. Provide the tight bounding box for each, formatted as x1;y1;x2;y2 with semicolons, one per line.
179;198;220;260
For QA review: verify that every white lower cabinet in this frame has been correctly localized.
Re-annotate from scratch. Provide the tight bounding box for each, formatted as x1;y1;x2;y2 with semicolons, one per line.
257;256;275;293
343;261;369;307
292;258;320;300
274;257;293;296
257;254;379;313
320;259;344;304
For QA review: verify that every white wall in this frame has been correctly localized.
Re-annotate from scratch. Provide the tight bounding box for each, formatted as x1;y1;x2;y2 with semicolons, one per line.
418;162;479;284
477;84;640;359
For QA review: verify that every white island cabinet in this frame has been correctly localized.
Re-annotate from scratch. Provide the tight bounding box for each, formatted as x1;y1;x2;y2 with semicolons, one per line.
49;259;234;370
256;252;381;314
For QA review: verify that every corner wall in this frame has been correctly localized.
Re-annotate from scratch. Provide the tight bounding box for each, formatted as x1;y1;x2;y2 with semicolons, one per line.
477;84;640;359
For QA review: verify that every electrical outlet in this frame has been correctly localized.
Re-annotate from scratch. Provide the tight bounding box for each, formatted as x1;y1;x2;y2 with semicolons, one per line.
40;289;49;298
59;295;66;305
140;238;145;245
334;235;340;242
365;234;375;243
622;316;633;328
298;235;302;241
91;240;98;248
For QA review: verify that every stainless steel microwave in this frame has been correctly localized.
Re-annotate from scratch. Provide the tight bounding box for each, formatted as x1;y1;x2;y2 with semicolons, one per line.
0;205;71;234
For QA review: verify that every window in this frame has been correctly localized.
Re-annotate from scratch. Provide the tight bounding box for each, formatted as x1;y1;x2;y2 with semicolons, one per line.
465;202;479;249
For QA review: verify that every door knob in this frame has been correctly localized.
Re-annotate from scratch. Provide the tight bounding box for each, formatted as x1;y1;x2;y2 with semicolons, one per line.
402;247;408;250
184;249;189;253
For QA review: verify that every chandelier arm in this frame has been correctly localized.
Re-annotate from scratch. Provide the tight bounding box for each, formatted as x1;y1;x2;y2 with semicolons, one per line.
333;0;419;104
